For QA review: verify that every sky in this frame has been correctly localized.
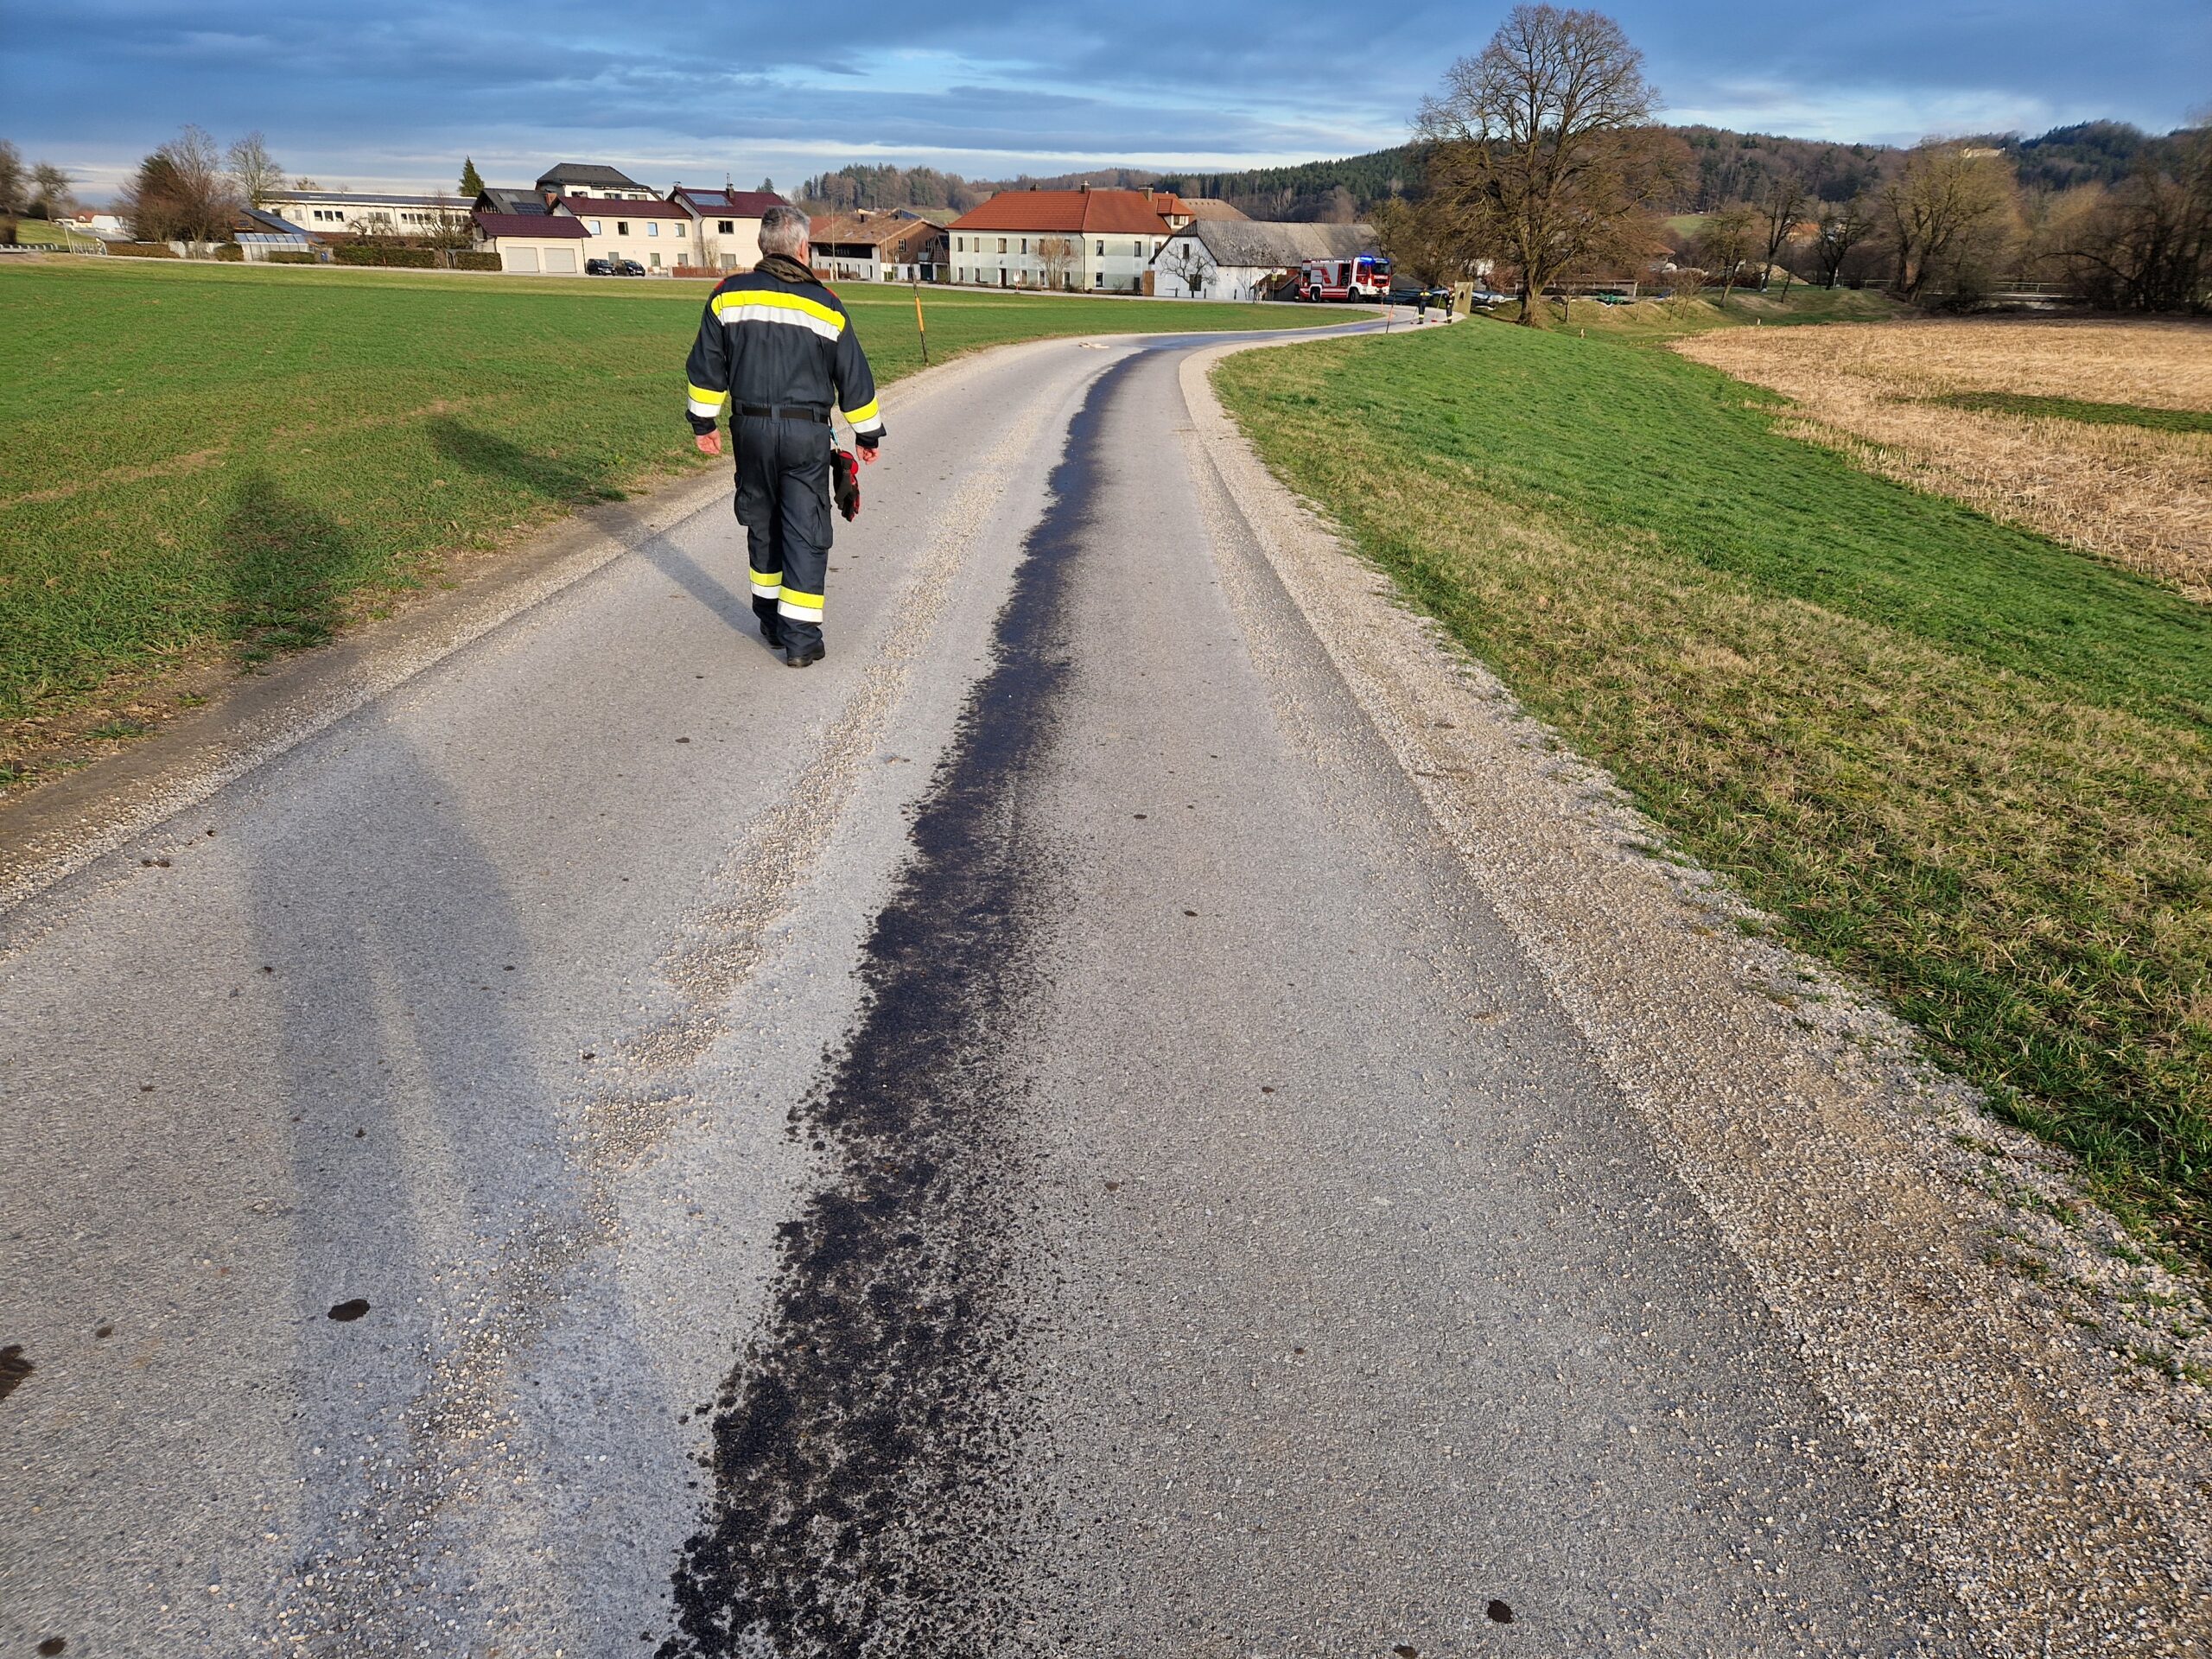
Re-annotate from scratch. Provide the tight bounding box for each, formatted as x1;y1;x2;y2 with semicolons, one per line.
5;0;2205;200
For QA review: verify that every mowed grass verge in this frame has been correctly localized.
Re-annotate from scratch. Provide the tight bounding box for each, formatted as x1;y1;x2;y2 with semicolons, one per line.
1215;319;2212;1258
0;257;1334;756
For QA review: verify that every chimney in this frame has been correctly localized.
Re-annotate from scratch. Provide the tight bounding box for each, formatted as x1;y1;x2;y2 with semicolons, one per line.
1144;187;1154;201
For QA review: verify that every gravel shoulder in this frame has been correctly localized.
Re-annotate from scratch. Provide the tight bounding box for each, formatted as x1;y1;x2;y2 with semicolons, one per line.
1180;335;2212;1656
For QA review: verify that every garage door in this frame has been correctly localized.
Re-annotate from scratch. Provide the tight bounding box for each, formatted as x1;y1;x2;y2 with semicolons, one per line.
506;247;540;273
545;248;577;274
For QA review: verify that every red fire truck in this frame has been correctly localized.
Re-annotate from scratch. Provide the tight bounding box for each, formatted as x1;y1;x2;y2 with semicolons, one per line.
1298;253;1392;302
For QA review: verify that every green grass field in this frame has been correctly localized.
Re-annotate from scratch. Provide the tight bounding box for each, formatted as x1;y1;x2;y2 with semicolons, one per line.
1216;317;2212;1261
0;258;1336;737
1931;390;2212;435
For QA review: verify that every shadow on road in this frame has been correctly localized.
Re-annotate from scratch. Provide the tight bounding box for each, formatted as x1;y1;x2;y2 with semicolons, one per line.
428;416;772;652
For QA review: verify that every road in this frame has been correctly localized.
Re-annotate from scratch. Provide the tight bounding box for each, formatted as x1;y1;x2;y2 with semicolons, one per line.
4;321;1976;1656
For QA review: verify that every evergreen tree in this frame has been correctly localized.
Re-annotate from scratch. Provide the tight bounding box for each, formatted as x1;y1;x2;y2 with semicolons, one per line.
460;157;485;197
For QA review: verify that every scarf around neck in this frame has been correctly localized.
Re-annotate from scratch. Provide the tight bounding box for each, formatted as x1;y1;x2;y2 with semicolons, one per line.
754;252;820;285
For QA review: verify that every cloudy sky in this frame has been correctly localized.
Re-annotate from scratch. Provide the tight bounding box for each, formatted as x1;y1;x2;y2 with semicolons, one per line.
6;0;2204;199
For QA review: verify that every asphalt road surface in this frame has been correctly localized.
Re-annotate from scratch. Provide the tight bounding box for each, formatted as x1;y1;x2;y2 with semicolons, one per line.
3;322;1967;1656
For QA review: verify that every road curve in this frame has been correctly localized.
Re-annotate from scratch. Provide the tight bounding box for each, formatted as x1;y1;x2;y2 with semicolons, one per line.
5;321;1973;1656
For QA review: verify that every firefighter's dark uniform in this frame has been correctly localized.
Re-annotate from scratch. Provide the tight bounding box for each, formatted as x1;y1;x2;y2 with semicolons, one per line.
683;254;883;659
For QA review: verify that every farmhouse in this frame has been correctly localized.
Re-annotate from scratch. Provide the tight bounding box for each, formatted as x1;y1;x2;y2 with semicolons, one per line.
474;212;589;274
807;211;947;283
948;187;1192;291
549;194;693;270
667;185;787;271
1149;219;1376;302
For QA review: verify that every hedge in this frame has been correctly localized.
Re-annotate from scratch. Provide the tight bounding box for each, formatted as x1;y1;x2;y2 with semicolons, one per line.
266;250;320;264
332;245;438;267
214;244;245;262
112;242;179;258
451;251;500;271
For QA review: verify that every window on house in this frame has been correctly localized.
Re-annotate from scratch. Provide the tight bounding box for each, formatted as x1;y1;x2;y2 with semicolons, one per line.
956;236;964;252
719;219;734;234
1095;240;1103;256
649;251;660;266
589;220;602;235
1093;271;1103;287
997;238;1007;254
1020;238;1027;254
647;222;658;237
617;221;630;235
1132;240;1141;257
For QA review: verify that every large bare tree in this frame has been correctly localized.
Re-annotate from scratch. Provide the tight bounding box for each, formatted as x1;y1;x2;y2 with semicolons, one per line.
1416;4;1662;325
1695;204;1759;305
2056;128;2212;313
1880;143;2017;301
1756;171;1808;289
227;132;283;207
1815;194;1876;287
119;125;239;243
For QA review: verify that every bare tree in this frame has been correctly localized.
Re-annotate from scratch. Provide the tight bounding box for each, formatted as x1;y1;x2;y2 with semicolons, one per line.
1037;234;1078;290
1756;171;1808;291
1880;142;2017;301
1416;4;1664;325
1372;193;1476;287
1158;236;1211;296
2055;129;2212;313
118;125;239;243
29;162;76;220
1696;205;1759;306
227;131;283;207
1815;194;1876;287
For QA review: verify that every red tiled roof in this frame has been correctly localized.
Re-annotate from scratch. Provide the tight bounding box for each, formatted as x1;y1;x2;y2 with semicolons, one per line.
950;188;1185;236
475;212;588;238
556;195;690;219
808;213;941;252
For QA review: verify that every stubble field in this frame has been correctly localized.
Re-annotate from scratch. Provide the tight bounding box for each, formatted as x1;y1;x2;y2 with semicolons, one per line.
1675;317;2212;600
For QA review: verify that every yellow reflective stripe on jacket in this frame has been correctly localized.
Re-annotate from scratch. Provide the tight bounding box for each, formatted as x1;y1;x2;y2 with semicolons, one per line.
710;289;846;336
842;396;882;434
687;381;729;418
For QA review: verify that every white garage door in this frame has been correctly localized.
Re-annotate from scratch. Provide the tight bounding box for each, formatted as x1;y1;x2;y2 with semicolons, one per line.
506;247;540;273
545;247;577;274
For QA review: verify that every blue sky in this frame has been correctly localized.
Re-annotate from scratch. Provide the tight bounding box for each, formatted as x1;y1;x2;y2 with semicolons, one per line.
5;0;2205;198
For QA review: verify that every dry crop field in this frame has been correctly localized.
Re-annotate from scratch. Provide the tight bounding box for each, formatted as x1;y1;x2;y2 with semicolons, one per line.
1674;318;2212;601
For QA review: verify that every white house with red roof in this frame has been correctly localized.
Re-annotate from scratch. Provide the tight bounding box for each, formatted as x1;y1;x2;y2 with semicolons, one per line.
548;194;693;271
667;185;788;272
948;187;1193;292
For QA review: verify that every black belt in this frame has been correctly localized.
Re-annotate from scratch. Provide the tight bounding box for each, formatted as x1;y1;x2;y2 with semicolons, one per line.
738;404;830;423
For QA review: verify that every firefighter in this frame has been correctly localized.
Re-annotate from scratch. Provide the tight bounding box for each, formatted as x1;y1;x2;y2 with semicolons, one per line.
683;206;883;667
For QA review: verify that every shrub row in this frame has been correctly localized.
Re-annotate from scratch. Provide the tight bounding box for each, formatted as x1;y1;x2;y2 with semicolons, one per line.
111;242;179;258
332;245;439;268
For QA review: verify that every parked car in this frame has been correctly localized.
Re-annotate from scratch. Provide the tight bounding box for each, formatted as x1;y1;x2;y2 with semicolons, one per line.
584;258;648;276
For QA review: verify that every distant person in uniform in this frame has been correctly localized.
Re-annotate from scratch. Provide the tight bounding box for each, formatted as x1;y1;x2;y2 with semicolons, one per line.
683;206;883;668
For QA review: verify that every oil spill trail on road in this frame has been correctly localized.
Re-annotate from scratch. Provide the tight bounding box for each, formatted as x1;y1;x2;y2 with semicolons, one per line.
657;359;1138;1658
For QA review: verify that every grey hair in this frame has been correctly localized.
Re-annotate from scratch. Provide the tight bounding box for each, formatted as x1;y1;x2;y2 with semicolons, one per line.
759;205;810;257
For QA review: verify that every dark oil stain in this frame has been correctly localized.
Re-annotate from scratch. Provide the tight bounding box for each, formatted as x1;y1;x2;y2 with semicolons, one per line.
327;1299;370;1322
1260;1086;1276;1095
658;355;1137;1659
94;1325;113;1339
141;1084;155;1092
1486;1599;1515;1624
1394;1645;1419;1657
38;1638;67;1656
1183;909;1198;917
0;1344;33;1402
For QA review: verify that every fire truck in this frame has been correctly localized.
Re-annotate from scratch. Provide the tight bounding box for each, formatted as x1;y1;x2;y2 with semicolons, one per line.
1298;252;1392;302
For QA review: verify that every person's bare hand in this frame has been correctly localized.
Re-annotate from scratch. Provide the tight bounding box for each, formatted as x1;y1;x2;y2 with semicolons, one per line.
858;444;880;465
695;430;722;457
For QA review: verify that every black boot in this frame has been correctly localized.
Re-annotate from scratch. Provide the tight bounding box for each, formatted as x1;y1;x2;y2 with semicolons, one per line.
785;640;826;668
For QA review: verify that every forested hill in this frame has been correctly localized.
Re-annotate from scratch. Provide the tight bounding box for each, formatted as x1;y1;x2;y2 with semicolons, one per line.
798;119;2194;222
